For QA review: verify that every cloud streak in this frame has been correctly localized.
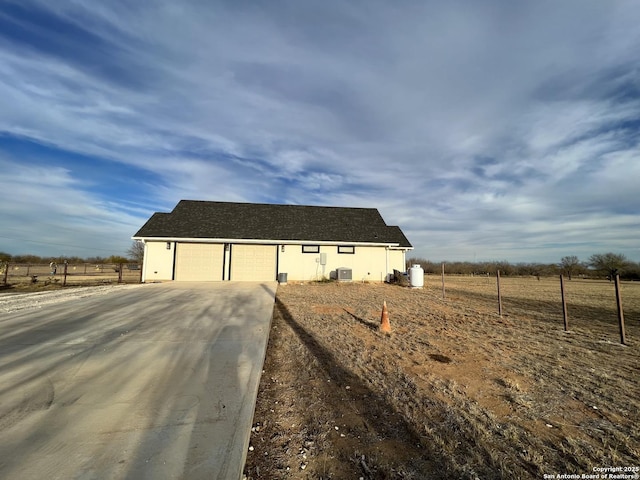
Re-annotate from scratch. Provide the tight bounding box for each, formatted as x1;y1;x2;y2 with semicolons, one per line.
0;0;638;262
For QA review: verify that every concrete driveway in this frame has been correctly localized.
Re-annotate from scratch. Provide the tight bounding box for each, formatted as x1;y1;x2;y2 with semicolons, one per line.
0;282;277;480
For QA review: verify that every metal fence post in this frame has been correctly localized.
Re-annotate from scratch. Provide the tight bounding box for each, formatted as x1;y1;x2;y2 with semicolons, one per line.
496;270;503;317
614;274;627;345
560;274;569;331
63;262;68;287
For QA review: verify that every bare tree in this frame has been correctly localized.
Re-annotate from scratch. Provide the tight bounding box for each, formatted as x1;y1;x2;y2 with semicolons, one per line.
560;255;581;280
127;241;145;264
588;253;630;280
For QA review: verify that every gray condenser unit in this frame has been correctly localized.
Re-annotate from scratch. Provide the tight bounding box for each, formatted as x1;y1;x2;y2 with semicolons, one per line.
336;267;352;282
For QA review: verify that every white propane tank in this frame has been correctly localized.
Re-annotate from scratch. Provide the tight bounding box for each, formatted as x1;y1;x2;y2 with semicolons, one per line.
409;264;424;288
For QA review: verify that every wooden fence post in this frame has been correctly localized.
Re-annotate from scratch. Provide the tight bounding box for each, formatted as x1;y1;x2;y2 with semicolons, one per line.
496;270;503;317
441;262;446;299
614;274;627;345
118;264;123;284
63;262;68;287
139;264;143;283
560;274;568;331
3;263;8;286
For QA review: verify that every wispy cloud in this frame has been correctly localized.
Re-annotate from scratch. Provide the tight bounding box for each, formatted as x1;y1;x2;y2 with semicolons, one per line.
0;0;638;261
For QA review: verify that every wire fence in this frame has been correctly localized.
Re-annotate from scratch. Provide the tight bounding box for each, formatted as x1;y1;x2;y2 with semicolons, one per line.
1;263;142;287
433;269;639;346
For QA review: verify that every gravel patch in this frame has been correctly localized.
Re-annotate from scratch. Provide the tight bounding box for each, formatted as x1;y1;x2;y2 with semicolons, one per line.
0;284;145;313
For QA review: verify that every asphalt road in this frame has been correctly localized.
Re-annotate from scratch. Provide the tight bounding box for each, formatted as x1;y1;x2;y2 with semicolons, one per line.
0;282;277;480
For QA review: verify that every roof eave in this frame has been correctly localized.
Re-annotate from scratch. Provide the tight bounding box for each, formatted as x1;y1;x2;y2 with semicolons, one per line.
132;236;402;247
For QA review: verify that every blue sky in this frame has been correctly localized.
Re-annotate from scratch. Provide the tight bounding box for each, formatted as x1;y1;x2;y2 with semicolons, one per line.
1;0;639;263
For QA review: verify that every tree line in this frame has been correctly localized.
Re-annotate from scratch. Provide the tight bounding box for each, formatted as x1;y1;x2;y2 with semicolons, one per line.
0;242;145;265
407;253;640;281
1;246;637;280
0;253;134;265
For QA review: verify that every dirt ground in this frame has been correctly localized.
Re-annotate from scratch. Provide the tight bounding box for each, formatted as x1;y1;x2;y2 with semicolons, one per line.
244;278;640;479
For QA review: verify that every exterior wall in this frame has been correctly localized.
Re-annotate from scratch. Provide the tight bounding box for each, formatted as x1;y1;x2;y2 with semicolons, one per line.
143;241;175;282
278;244;407;282
388;249;406;274
142;239;409;283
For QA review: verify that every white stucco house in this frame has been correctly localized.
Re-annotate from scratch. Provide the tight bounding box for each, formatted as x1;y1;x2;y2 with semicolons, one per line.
132;200;412;283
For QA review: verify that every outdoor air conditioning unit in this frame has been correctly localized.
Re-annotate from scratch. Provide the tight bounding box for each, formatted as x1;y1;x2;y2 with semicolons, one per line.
336;267;352;282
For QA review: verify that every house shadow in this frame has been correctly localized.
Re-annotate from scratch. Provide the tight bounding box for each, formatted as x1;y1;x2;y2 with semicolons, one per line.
273;297;454;476
342;308;379;331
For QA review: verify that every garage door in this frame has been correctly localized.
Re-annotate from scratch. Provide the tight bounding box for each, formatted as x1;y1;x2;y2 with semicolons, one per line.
230;244;277;281
175;243;224;281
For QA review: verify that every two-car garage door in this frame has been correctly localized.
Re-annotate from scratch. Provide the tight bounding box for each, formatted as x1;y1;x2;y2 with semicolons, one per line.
175;243;276;281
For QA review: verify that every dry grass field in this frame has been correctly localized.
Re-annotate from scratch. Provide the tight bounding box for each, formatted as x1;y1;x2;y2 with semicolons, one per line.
244;276;640;479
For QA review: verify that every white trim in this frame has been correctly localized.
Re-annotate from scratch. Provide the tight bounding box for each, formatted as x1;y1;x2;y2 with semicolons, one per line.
385;246;389;279
132;236;406;248
141;241;148;282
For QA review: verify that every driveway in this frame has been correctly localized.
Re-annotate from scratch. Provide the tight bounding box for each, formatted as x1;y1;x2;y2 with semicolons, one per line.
0;282;277;480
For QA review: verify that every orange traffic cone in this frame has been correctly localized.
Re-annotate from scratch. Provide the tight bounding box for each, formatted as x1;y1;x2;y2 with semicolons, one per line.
380;300;391;333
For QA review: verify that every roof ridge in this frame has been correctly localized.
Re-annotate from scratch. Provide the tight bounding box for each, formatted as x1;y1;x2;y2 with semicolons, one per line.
176;199;380;211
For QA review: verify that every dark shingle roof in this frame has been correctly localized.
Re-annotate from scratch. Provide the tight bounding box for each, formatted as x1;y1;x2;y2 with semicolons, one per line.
134;200;412;247
384;226;412;248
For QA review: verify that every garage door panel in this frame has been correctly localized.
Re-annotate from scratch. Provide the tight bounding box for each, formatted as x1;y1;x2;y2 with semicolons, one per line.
175;243;224;281
230;245;276;281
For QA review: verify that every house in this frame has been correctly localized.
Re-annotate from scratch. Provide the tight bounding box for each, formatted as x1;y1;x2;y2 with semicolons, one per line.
132;200;412;282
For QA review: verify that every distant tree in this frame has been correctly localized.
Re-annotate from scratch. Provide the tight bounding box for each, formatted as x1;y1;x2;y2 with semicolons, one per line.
107;255;129;264
542;263;561;277
127;241;145;263
86;256;107;264
0;252;11;262
448;261;475;275
560;256;582;280
12;254;44;264
492;261;513;276
588;253;630;280
406;258;436;273
475;262;492;275
624;261;640;281
63;256;85;264
514;262;540;276
422;261;439;274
